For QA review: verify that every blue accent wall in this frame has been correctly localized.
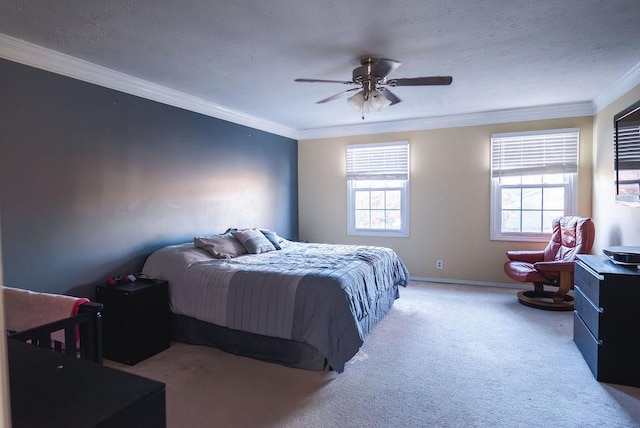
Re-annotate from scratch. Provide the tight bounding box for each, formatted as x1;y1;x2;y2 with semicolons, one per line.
0;58;298;297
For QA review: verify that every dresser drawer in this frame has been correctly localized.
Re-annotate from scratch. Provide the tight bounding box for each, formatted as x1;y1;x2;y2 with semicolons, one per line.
573;312;600;380
574;261;602;306
574;285;602;339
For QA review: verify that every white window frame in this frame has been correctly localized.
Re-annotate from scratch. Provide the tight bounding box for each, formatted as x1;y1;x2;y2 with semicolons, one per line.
346;141;410;237
490;128;579;242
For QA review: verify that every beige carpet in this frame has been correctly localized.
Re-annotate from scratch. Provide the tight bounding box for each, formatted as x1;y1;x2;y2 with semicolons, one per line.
106;281;640;428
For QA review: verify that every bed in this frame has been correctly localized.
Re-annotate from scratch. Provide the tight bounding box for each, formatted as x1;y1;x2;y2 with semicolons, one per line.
141;229;409;372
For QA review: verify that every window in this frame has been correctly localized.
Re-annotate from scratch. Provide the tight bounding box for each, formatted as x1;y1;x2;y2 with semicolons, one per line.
346;141;409;237
490;129;579;241
614;99;640;206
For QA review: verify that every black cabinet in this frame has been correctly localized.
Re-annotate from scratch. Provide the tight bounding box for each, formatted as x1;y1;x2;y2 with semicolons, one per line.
573;255;640;387
96;279;170;365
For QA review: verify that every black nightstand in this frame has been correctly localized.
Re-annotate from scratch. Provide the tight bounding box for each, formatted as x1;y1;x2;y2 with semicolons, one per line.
96;279;170;365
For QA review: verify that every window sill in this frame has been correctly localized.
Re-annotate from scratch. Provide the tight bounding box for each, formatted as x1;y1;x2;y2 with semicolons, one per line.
491;233;551;243
348;230;409;238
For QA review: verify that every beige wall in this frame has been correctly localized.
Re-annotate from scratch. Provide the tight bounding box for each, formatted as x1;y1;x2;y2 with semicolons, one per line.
592;83;640;252
299;116;593;285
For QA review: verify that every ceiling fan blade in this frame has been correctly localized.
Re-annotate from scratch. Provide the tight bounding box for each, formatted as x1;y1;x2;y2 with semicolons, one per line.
295;78;357;85
388;76;453;86
317;88;361;104
370;58;402;78
378;88;402;105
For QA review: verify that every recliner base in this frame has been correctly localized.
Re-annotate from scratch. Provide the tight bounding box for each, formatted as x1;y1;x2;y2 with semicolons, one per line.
517;289;574;311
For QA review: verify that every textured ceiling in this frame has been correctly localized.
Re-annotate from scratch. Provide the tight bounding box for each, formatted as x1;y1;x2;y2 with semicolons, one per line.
1;1;640;138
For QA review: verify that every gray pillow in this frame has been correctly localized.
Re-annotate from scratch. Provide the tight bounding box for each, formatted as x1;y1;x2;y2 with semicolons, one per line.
260;229;283;250
232;229;276;254
194;234;247;259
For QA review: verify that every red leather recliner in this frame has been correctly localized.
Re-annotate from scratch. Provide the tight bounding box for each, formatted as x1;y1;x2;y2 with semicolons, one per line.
504;216;595;310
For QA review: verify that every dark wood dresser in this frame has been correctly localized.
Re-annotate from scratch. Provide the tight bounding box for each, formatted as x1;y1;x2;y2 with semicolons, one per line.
573;254;640;387
8;339;166;427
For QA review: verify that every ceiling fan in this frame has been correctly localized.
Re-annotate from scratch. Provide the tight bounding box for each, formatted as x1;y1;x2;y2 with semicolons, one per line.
295;57;452;117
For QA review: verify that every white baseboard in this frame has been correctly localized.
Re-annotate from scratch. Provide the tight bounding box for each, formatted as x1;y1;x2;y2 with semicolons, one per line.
409;276;522;290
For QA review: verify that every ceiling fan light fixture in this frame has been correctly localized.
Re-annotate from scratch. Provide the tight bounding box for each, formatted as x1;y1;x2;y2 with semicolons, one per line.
347;90;366;112
369;90;392;110
348;89;389;119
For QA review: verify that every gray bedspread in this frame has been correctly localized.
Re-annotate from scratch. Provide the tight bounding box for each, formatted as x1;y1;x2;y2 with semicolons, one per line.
142;240;409;372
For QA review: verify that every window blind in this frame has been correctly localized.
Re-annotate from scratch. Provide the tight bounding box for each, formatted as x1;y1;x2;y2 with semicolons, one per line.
346;142;409;180
491;129;579;178
616;120;640;170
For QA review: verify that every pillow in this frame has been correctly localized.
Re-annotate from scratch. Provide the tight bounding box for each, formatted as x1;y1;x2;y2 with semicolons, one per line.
260;229;283;250
194;234;247;259
232;229;276;254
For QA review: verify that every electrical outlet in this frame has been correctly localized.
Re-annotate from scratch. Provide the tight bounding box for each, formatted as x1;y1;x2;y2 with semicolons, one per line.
436;260;443;269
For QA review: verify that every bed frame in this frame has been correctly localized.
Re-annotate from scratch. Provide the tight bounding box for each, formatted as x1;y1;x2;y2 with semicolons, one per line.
171;313;329;370
9;302;104;364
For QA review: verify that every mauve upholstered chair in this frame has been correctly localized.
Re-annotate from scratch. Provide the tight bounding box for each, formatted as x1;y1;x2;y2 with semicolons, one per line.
504;216;595;310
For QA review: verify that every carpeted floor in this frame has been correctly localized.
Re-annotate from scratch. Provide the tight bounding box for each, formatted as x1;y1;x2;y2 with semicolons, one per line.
107;281;640;428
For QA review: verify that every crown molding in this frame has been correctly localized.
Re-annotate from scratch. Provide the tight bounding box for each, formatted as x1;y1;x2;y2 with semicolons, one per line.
296;102;595;140
592;61;640;112
0;33;298;140
3;32;636;142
